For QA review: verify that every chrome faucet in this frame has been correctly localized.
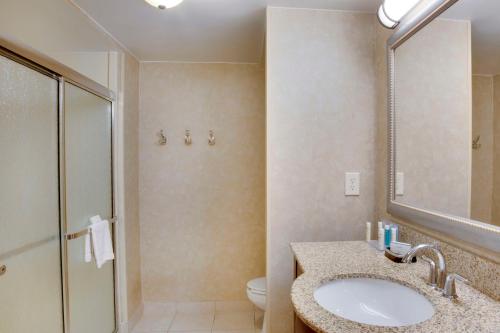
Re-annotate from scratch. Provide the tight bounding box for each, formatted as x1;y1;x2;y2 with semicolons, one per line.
402;244;447;290
420;255;437;288
442;273;469;299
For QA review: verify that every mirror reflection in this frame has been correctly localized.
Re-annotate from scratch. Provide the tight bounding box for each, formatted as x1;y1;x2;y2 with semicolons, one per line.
394;0;500;226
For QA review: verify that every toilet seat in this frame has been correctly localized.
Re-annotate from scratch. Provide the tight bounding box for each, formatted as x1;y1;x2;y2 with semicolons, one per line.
247;277;266;295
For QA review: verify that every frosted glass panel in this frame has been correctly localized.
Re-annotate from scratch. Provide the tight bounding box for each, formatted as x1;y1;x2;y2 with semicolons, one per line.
0;56;63;332
65;82;115;333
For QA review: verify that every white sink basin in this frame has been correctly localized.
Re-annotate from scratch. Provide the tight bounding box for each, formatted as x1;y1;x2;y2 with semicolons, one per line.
314;277;434;327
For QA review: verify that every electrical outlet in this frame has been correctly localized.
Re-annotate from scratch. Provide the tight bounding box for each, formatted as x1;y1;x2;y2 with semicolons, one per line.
396;172;404;196
345;172;360;196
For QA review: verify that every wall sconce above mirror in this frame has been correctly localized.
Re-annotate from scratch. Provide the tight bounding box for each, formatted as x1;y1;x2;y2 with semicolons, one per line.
377;0;420;29
387;0;500;256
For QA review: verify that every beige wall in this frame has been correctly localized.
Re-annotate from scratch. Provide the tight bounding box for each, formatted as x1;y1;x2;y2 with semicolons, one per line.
266;8;378;332
394;18;471;218
0;0;122;87
493;75;500;226
51;52;111;88
123;54;143;319
471;76;494;223
138;62;266;301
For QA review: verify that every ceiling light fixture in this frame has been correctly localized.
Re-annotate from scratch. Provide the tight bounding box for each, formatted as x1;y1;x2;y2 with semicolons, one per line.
144;0;184;10
377;0;420;29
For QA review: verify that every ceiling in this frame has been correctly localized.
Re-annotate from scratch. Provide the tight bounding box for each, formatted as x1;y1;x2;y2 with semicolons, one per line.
72;0;380;63
442;0;500;75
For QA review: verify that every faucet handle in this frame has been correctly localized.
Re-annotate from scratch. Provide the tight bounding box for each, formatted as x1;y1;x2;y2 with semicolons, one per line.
443;273;469;299
453;274;469;283
420;256;437;287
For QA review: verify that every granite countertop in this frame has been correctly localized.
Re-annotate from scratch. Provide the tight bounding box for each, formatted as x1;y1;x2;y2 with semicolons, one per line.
290;241;500;333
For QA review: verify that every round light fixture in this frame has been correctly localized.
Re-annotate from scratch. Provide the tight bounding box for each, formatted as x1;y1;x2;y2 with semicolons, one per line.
377;5;398;29
377;0;419;29
383;0;419;21
144;0;184;10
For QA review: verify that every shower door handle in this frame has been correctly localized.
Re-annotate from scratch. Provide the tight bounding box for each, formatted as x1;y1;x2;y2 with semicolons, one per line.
0;265;6;277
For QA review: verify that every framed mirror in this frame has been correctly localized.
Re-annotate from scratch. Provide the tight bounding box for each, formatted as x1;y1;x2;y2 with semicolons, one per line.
387;0;500;254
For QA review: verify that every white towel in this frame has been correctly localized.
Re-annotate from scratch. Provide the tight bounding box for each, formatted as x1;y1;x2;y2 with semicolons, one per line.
91;218;115;268
84;215;115;268
84;215;102;263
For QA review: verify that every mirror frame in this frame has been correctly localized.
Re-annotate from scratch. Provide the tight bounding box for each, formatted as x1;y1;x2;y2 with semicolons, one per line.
387;0;500;254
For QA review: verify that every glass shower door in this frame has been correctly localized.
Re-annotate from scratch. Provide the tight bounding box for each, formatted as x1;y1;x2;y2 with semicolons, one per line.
0;55;63;332
64;82;115;333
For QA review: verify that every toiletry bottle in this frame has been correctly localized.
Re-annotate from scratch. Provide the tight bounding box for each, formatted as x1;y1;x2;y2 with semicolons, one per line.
366;222;372;242
378;222;385;251
384;225;391;249
391;225;398;243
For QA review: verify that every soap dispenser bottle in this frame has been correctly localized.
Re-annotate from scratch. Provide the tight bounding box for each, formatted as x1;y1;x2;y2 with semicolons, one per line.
377;222;385;250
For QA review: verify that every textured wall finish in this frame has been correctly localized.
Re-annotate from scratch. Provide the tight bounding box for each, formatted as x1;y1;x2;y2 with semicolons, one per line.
0;0;122;85
471;75;494;223
139;63;265;301
266;8;378;332
493;75;500;226
394;18;471;218
123;54;143;319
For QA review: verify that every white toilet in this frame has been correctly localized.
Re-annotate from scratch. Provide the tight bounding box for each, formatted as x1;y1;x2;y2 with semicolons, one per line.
247;277;267;332
247;277;266;310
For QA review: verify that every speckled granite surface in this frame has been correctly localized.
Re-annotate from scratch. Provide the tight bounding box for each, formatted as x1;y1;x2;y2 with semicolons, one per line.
290;241;500;333
398;225;500;300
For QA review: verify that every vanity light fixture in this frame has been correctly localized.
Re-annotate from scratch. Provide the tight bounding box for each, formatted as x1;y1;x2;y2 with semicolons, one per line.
144;0;184;10
377;0;420;29
377;5;398;29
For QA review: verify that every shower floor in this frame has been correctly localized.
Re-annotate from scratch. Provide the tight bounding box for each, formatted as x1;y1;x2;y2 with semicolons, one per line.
132;300;264;333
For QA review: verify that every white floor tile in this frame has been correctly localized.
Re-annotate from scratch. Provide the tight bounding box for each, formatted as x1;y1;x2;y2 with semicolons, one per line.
215;300;254;313
133;314;174;332
169;313;215;331
212;311;255;331
176;301;215;315
143;302;176;317
133;302;176;332
212;330;255;333
169;331;211;333
135;300;259;333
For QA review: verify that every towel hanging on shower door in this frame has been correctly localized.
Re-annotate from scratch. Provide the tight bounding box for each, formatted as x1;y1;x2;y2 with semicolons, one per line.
84;215;115;268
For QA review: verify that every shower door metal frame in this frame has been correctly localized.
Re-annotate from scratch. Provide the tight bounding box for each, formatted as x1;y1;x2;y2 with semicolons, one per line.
0;38;119;333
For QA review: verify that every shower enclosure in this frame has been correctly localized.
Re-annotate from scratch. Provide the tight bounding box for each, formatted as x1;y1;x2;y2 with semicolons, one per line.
0;43;117;333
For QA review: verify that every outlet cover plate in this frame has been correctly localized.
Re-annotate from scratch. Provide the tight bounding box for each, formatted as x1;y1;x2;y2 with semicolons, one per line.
345;172;360;196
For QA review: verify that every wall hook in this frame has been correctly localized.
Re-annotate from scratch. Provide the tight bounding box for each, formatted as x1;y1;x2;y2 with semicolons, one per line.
157;130;167;146
185;130;192;145
472;135;481;150
208;130;216;146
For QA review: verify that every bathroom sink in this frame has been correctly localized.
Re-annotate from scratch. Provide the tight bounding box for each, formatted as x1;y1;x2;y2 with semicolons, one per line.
313;277;434;327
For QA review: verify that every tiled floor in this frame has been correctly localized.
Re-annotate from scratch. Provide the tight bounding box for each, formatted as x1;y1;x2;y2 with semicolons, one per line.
132;300;264;333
